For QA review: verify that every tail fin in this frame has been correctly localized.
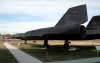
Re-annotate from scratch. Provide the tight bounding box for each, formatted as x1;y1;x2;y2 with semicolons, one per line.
86;15;100;30
55;4;88;26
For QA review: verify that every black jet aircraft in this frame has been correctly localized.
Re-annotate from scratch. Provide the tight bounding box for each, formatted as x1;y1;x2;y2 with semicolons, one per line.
24;4;88;51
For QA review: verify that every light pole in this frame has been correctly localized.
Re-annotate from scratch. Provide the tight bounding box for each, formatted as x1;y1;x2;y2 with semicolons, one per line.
3;34;4;43
3;29;5;43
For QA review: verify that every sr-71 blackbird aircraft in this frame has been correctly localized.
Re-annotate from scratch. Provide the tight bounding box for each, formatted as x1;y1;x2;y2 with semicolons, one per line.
13;4;88;51
13;4;100;51
25;4;87;50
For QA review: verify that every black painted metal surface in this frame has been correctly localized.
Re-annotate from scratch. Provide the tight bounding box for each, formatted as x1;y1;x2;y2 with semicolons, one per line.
25;25;86;40
55;4;88;26
25;4;87;40
86;16;100;39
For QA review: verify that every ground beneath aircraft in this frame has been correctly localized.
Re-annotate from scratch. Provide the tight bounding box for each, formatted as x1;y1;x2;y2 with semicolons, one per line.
6;39;100;62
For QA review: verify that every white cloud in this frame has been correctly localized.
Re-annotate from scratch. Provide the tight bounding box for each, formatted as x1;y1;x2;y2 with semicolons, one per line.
0;0;100;34
1;0;100;17
0;21;56;34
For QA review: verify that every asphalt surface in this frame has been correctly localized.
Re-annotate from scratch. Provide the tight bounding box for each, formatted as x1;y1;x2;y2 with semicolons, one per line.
47;57;100;63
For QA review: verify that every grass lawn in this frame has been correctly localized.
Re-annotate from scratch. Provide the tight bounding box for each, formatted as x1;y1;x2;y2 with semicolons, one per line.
0;41;19;63
9;41;100;62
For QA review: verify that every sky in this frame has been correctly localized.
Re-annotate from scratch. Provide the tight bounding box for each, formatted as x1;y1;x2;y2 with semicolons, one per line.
0;0;100;34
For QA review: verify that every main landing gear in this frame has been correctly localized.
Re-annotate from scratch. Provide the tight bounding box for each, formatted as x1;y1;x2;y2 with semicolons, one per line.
63;40;71;51
43;39;70;51
44;40;50;49
24;39;27;44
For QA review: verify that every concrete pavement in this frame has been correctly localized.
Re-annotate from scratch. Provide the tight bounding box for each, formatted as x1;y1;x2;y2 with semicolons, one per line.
4;43;43;63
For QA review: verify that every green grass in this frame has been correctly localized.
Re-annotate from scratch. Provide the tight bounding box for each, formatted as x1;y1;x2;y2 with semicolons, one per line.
9;42;100;62
94;62;100;63
0;42;19;63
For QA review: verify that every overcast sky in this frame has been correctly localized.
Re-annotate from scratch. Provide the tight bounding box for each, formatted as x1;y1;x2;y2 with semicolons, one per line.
0;0;100;34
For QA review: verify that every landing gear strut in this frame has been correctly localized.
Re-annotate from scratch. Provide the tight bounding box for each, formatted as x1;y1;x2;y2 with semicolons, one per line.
44;40;50;49
24;40;27;44
63;40;71;51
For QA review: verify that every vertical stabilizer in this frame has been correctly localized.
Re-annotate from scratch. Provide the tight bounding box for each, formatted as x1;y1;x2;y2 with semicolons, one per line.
86;16;100;30
55;4;88;26
86;16;100;39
